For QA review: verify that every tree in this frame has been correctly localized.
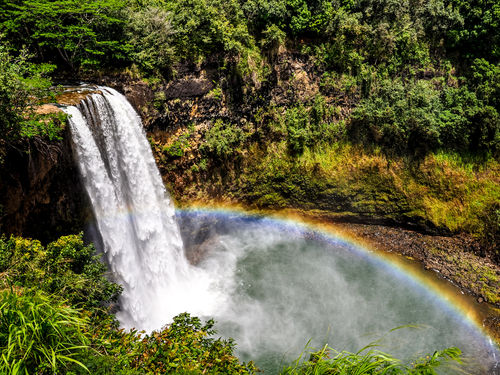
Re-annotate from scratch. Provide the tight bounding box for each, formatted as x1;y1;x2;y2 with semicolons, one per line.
0;0;127;68
165;0;251;61
0;42;54;140
449;0;500;61
124;6;175;72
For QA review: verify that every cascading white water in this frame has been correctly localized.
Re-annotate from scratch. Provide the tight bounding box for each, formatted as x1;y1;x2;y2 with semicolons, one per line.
63;86;500;373
63;87;217;331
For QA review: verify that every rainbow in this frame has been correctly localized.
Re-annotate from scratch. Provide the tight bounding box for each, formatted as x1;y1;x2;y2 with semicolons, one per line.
177;205;500;350
85;204;500;362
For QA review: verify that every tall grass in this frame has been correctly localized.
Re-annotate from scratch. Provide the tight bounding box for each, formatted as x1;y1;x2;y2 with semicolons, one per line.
0;289;89;374
280;328;464;375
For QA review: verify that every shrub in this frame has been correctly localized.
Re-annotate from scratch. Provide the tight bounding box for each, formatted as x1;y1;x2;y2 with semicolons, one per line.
68;313;257;375
128;313;257;374
0;233;122;312
200;119;248;158
166;0;251;61
349;79;500;157
280;327;463;375
270;95;341;155
163;136;190;158
0;43;58;141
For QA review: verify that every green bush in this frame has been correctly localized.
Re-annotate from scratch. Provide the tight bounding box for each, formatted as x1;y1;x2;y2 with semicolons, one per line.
0;233;122;312
268;95;341;155
448;0;500;61
281;344;462;374
128;313;257;374
200;119;248;158
240;0;331;35
68;313;257;375
0;233;257;374
0;43;59;141
163;136;189;158
471;59;500;109
349;79;500;157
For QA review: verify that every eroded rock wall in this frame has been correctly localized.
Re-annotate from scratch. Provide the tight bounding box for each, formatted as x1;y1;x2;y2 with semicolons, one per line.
0;129;88;243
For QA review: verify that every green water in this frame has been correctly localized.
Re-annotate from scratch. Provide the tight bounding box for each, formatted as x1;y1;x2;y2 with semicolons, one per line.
183;213;498;374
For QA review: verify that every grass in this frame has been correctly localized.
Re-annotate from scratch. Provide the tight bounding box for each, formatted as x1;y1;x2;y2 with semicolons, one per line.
0;289;89;374
221;141;500;240
280;327;464;375
438;250;500;304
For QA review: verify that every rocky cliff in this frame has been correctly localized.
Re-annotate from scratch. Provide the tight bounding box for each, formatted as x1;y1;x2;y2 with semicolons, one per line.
1;50;499;310
0;129;88;243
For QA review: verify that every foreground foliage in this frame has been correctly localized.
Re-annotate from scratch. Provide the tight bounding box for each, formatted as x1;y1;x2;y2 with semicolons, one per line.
0;289;88;374
71;313;257;375
0;233;468;374
0;234;257;374
281;344;463;375
0;233;122;311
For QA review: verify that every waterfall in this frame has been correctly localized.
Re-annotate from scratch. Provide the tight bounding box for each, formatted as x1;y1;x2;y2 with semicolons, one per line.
61;87;500;373
63;87;215;332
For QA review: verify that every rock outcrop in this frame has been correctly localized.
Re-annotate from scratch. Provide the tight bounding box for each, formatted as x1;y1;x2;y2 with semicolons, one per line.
0;129;88;243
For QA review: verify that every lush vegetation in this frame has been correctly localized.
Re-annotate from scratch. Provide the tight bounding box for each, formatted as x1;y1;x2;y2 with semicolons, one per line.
0;43;65;144
0;0;498;372
0;234;258;374
1;0;499;154
0;289;89;374
1;0;500;196
0;233;466;374
281;331;464;375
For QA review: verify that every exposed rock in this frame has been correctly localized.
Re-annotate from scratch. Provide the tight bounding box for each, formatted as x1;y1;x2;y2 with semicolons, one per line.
162;78;214;99
332;222;500;307
0;129;88;243
35;104;63;115
56;89;99;106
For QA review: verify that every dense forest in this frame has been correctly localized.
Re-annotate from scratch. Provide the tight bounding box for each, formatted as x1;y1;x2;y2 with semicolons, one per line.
2;0;500;155
1;0;499;373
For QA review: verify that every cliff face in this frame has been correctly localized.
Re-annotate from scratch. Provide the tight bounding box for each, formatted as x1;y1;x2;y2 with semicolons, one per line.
1;53;499;310
0;129;88;243
0;50;355;240
84;51;356;130
2;50;496;248
81;52;364;209
72;54;497;241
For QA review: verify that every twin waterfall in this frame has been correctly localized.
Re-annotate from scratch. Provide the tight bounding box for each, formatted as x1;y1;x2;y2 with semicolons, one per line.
63;88;214;331
62;87;500;373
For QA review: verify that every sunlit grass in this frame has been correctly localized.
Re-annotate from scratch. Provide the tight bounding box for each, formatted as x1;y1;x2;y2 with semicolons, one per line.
280;327;465;375
0;289;89;374
240;141;500;240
